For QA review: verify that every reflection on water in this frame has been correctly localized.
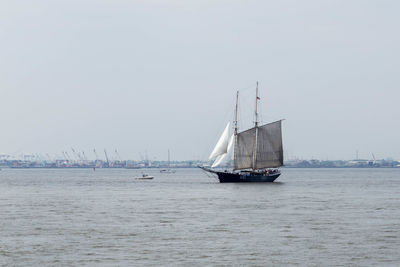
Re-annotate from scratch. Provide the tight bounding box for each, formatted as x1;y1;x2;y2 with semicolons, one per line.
0;168;399;265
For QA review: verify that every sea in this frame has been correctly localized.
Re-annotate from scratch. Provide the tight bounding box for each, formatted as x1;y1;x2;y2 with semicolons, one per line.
0;168;399;266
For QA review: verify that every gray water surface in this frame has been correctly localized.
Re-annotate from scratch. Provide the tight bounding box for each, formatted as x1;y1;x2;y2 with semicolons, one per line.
1;168;399;266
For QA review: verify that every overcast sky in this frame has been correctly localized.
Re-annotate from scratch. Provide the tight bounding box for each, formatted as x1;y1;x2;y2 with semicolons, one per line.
1;0;399;161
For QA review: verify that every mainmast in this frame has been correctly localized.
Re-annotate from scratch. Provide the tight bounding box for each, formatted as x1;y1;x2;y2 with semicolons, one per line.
233;91;239;171
252;82;259;171
255;82;259;128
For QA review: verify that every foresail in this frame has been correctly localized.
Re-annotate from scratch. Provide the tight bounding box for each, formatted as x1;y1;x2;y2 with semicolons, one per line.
233;127;256;170
255;120;283;168
212;153;227;167
209;122;230;160
211;134;234;167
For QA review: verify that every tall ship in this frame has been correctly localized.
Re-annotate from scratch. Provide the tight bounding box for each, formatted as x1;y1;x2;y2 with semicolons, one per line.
200;82;283;183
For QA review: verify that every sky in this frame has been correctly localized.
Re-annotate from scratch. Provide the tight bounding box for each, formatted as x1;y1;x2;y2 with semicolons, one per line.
0;0;399;161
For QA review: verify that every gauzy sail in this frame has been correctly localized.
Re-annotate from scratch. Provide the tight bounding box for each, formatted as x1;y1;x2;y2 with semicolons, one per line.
209;122;231;160
199;82;283;183
212;134;234;167
255;121;283;169
234;120;283;170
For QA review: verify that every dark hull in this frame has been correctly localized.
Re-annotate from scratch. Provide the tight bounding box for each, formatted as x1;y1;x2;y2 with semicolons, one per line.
199;166;280;183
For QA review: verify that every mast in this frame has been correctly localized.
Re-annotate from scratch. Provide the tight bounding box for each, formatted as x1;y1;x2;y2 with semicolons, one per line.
252;82;259;171
233;91;239;171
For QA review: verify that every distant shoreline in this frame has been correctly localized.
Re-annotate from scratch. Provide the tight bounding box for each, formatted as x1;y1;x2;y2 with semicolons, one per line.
1;166;399;169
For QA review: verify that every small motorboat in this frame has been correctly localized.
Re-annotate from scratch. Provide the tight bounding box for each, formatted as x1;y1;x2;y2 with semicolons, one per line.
135;174;154;180
160;169;176;173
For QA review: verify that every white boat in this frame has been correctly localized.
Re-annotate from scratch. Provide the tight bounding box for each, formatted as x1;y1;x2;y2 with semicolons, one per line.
160;169;176;173
135;174;154;180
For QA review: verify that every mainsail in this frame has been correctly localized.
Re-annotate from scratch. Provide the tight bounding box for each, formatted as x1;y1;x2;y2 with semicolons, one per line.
209;122;230;160
233;120;283;170
255;120;283;169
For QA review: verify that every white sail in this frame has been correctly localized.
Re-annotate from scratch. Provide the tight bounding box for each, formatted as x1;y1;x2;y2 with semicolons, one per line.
212;153;227;167
211;134;234;167
209;122;231;160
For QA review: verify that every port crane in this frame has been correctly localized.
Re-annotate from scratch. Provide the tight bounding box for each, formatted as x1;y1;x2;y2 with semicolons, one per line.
62;151;71;162
93;149;99;161
81;151;88;161
372;153;377;165
104;149;110;166
71;148;82;161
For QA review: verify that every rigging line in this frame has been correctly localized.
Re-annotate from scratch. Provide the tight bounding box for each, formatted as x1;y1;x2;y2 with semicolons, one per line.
200;167;218;179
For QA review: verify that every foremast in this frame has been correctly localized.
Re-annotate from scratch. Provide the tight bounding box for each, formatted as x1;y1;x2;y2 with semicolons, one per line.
233;91;239;172
232;82;260;172
252;82;259;171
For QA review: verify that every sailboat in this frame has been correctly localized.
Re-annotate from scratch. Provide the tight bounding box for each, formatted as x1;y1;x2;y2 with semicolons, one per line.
160;149;176;173
200;82;283;183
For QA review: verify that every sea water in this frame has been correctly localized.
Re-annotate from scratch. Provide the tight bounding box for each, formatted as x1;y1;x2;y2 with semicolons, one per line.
1;168;399;266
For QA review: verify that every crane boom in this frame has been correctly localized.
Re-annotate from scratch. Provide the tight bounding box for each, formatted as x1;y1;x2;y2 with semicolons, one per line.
104;149;109;164
93;149;99;160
